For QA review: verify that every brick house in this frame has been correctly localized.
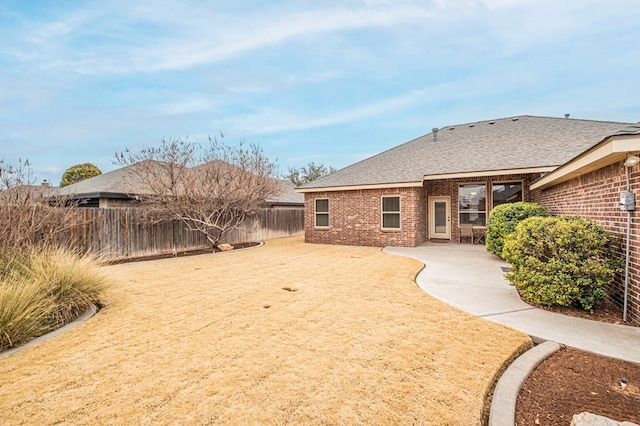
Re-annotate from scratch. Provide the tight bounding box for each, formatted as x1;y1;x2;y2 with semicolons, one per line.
297;115;640;323
297;115;631;245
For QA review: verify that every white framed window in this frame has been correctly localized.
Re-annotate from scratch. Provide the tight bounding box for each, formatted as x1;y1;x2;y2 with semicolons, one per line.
315;198;329;228
492;181;523;208
458;183;486;226
381;196;401;230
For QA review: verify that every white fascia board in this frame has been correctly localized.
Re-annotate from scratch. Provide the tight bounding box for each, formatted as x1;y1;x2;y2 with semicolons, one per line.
423;167;555;181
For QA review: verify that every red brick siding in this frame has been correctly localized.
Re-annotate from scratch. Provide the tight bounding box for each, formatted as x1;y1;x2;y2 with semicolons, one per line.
534;161;640;325
304;187;425;247
304;173;541;247
425;173;540;242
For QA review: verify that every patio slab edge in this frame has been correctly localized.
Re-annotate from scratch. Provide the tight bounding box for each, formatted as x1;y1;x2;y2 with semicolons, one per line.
489;340;561;426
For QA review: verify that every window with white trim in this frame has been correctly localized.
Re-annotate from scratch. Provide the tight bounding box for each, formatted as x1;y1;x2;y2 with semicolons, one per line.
492;182;523;208
458;184;486;226
381;196;401;230
315;198;329;227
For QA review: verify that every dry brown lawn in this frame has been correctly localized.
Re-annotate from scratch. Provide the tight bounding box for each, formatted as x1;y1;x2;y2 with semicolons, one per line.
0;236;531;425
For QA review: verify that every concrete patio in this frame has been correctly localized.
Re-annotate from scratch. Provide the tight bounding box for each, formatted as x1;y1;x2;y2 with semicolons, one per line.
384;242;640;364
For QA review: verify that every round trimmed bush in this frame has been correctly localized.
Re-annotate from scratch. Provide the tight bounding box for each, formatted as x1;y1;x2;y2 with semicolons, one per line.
60;163;102;187
485;202;547;258
502;216;621;311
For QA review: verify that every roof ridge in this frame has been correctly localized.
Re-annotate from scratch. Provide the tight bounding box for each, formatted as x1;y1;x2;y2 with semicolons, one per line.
436;114;633;130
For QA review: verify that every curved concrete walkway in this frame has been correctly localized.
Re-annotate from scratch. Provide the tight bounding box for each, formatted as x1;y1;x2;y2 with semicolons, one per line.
384;242;640;364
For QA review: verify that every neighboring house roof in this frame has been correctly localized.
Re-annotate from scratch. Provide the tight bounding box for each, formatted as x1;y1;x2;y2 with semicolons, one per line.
56;163;150;199
56;161;303;206
298;115;633;191
269;180;304;205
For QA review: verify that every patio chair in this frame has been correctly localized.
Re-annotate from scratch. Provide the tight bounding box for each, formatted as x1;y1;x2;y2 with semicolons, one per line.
459;224;474;244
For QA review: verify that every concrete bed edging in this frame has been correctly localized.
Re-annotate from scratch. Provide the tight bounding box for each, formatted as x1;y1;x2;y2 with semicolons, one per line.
489;340;561;426
0;304;98;359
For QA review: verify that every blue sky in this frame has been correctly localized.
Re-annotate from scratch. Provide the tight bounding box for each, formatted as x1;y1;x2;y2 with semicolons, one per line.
1;0;639;185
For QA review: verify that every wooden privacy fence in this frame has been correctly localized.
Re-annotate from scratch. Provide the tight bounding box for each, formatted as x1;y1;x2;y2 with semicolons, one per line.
66;207;304;260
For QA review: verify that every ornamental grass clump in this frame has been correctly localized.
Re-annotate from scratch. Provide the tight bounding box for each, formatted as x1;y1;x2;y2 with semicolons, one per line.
485;202;547;258
0;277;54;351
0;247;107;352
502;216;621;311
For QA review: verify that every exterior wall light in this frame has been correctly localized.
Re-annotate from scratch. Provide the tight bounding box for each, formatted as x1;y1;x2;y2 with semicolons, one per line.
624;155;640;167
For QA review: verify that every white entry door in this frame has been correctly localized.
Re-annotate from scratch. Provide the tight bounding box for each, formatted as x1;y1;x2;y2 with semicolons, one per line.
429;196;451;239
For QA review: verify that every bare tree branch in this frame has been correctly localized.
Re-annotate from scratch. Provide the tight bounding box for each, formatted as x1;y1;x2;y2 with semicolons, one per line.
116;135;281;247
0;159;80;252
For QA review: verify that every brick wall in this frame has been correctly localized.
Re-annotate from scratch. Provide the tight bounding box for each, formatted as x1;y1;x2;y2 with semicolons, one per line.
304;172;541;247
425;173;540;242
534;160;640;325
304;186;425;247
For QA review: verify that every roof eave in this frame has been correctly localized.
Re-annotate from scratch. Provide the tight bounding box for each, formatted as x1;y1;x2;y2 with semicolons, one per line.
266;201;304;207
531;135;640;190
67;192;134;200
422;167;556;181
295;181;424;193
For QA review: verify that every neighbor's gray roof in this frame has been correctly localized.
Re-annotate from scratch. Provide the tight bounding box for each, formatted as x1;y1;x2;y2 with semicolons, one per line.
57;161;303;205
300;115;633;190
268;180;304;205
55;162;153;197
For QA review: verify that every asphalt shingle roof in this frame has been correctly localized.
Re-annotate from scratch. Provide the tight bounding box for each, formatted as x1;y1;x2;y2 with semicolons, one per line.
300;115;633;190
612;123;640;136
56;161;303;205
268;180;304;205
55;163;149;197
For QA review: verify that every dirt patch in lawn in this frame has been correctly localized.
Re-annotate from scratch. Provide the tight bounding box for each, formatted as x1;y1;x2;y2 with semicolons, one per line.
0;236;530;425
516;347;640;425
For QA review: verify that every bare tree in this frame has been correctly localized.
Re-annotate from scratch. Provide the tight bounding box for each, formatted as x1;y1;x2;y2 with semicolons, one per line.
115;135;281;248
0;159;79;251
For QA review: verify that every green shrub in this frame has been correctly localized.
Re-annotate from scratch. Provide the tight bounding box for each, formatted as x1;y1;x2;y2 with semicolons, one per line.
486;202;547;258
60;163;102;187
502;216;621;311
0;247;107;351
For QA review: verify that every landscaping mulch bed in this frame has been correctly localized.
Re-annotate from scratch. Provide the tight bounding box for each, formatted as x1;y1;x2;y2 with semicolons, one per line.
532;298;636;327
515;296;639;425
515;347;640;425
105;242;260;264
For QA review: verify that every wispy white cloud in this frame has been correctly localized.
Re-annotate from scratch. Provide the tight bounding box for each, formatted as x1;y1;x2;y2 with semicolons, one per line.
9;1;441;75
1;0;639;183
223;89;427;135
